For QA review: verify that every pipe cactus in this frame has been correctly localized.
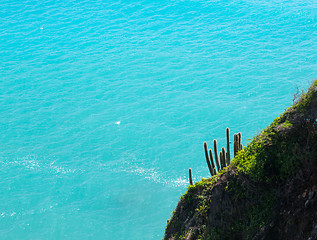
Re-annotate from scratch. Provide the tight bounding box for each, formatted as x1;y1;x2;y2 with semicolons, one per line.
209;149;216;170
234;134;238;157
221;147;226;168
238;132;242;151
202;129;243;177
214;139;220;171
226;127;230;164
189;168;193;185
204;142;214;176
209;149;217;175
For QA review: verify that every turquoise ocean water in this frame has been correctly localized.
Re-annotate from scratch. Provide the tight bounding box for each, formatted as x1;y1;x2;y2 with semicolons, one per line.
0;0;316;239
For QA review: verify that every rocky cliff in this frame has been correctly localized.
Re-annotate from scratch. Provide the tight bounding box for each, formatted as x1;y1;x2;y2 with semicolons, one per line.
164;80;317;240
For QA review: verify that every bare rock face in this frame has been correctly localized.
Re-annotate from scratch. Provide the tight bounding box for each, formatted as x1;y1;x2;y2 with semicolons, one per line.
270;166;317;240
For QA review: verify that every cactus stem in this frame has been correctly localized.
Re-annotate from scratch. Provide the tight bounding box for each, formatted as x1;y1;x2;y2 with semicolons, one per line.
221;147;226;168
234;134;238;157
204;142;214;176
209;149;216;170
238;132;242;151
214;139;220;171
226;127;230;164
189;168;193;185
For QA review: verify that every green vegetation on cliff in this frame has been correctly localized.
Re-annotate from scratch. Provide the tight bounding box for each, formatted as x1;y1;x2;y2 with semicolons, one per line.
164;80;317;240
233;79;317;182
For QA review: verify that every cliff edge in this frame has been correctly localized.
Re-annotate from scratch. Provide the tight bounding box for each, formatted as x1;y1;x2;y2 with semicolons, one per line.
164;80;317;240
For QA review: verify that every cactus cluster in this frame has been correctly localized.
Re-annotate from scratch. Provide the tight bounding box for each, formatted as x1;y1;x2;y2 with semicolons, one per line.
188;128;243;184
203;128;243;177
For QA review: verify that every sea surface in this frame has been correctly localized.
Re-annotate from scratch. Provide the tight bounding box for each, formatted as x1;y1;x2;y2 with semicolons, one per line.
0;0;316;239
